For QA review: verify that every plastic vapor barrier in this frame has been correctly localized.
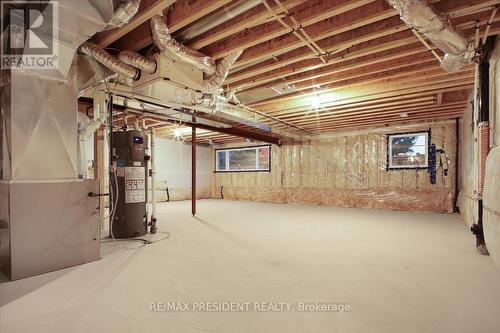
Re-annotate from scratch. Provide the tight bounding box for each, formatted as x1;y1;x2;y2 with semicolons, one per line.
484;146;500;270
212;120;457;213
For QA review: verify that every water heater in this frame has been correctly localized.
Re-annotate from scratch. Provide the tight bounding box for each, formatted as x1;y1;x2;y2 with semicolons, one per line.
110;130;148;238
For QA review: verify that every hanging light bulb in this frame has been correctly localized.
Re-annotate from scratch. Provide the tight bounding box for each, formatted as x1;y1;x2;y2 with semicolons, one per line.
172;126;183;139
310;94;321;109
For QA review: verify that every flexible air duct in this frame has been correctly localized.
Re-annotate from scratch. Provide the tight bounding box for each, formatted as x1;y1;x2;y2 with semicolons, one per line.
119;50;157;74
387;0;475;72
150;15;217;75
204;50;243;92
80;42;140;80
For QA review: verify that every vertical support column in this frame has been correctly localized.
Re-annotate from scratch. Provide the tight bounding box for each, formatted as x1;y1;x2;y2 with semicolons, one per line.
150;127;157;233
454;118;460;211
192;117;197;216
94;91;108;236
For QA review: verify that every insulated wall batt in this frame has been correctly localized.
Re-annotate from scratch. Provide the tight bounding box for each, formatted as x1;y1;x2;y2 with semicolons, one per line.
458;38;500;230
457;97;477;228
483;147;500;270
212;121;457;213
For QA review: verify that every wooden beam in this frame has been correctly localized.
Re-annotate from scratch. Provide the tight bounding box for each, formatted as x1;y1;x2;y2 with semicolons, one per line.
111;0;233;52
192;122;282;145
252;78;473;113
92;0;177;47
268;96;437;117
279;100;442;122
187;0;308;49
201;0;378;59
309;110;465;132
437;93;443;105
227;0;498;89
226;21;414;89
284;56;438;92
250;67;473;110
291;103;467;126
229;0;395;67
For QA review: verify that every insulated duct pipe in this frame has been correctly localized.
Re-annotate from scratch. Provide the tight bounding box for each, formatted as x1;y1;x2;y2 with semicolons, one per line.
150;127;157;233
80;42;140;80
387;0;475;72
203;50;243;93
151;15;217;75
175;0;262;42
118;50;157;74
107;0;141;29
150;15;243;92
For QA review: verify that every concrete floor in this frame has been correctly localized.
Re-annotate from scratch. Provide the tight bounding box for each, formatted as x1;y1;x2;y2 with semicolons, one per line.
1;199;500;333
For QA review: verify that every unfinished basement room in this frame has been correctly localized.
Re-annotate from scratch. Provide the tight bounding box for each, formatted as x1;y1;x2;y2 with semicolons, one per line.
1;0;500;332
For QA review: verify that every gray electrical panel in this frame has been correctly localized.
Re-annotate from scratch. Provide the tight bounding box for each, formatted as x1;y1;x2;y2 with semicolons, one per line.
110;130;148;238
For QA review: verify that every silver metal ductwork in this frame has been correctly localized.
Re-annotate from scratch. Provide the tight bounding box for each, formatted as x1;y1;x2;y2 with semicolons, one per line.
204;50;244;92
80;42;140;80
107;0;141;29
119;50;157;74
149;14;243;92
175;0;262;42
387;0;475;72
150;15;217;75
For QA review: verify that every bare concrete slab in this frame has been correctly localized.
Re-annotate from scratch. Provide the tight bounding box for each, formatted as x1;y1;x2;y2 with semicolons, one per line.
1;200;500;333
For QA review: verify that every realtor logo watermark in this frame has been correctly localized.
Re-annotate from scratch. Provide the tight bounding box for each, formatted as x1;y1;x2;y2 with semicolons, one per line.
150;302;351;313
1;1;59;69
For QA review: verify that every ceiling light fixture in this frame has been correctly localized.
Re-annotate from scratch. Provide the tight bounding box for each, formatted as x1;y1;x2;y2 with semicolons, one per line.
311;94;321;109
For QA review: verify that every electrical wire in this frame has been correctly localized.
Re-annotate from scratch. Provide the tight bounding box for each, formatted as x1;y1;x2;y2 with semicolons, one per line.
109;169;119;241
101;231;171;250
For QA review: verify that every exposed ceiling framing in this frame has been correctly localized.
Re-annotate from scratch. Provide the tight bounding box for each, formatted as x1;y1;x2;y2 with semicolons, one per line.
90;0;500;144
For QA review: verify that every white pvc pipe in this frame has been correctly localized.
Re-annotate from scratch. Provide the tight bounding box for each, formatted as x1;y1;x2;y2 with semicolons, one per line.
94;91;108;239
150;127;157;229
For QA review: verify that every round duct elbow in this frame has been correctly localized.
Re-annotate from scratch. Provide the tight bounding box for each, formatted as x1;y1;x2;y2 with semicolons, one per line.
203;50;243;93
79;42;140;80
119;50;157;74
150;15;217;75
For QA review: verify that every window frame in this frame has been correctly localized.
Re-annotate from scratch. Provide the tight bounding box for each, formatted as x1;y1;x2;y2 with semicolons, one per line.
386;130;431;171
214;145;272;173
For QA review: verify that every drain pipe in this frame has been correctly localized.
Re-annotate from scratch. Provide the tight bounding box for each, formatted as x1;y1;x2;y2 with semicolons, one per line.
471;36;496;255
150;127;157;234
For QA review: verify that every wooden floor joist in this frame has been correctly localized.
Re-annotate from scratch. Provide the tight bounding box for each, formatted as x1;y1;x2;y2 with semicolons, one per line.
85;0;500;143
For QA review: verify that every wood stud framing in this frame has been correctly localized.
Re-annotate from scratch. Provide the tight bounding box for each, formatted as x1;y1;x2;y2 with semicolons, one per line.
91;0;500;143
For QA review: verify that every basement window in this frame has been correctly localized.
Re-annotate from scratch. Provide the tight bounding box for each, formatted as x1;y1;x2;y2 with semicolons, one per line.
386;131;430;170
215;145;271;172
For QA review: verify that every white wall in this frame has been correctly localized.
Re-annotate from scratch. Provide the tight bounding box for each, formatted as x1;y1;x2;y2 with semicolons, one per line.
154;138;212;201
